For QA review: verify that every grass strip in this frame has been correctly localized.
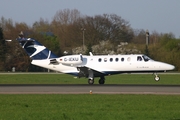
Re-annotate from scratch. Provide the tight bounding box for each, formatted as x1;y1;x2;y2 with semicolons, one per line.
0;94;180;120
0;73;180;84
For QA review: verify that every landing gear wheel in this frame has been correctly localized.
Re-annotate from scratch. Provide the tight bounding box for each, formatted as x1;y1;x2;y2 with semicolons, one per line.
98;76;105;84
88;79;94;85
99;79;105;84
154;76;160;81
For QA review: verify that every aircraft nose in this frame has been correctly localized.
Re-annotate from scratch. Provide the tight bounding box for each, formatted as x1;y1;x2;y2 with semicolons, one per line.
169;64;175;70
165;63;175;70
156;62;175;71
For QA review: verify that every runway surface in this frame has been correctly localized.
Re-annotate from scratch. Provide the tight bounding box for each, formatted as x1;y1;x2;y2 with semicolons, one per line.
0;84;180;95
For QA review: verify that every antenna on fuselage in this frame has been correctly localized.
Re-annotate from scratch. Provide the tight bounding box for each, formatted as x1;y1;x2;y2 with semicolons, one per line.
89;52;93;56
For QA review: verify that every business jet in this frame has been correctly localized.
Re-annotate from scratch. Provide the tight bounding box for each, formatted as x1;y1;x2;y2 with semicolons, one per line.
16;37;175;84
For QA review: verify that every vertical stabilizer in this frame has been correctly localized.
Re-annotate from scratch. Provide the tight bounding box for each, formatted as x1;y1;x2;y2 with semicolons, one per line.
17;37;58;60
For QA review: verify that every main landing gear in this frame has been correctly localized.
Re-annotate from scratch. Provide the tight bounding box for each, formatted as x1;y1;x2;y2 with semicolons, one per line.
88;76;105;85
88;78;94;84
99;76;105;84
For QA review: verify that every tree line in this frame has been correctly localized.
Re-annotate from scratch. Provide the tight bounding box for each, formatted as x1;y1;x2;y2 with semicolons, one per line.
0;9;180;71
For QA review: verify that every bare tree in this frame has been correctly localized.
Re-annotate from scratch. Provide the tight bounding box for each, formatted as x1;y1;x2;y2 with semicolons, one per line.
76;14;133;45
32;18;50;32
51;9;82;50
53;9;81;25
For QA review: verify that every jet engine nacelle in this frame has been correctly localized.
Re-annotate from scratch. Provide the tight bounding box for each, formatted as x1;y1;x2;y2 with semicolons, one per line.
58;54;83;66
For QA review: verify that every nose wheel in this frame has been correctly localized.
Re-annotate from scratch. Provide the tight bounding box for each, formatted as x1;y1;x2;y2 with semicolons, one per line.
154;73;160;81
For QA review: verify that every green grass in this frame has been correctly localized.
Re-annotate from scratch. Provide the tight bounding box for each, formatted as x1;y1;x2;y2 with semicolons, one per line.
0;94;180;120
0;74;180;119
0;73;180;84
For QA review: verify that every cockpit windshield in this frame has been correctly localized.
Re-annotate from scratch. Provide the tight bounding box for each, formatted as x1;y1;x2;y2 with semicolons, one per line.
142;55;152;62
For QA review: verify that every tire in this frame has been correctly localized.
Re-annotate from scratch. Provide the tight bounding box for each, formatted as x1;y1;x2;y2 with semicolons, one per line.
154;76;160;81
88;79;94;84
99;79;105;84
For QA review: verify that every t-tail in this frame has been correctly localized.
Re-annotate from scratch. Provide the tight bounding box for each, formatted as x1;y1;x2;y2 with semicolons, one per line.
16;37;58;60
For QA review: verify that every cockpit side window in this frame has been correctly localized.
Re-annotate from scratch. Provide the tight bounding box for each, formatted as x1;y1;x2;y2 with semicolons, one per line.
137;56;142;61
142;55;151;62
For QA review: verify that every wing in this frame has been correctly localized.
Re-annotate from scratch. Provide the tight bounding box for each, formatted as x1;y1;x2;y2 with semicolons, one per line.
77;66;105;78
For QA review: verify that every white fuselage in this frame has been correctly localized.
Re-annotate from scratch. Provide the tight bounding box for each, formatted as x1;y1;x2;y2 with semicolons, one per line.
31;54;175;77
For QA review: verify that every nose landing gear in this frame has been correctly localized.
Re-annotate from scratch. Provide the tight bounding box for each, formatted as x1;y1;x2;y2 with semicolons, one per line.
88;78;94;84
154;73;160;81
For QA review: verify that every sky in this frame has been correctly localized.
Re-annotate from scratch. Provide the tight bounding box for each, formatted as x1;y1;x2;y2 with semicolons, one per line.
0;0;180;38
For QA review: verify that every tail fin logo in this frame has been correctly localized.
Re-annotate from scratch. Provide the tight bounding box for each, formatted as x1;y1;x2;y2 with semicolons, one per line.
27;45;46;58
17;38;58;60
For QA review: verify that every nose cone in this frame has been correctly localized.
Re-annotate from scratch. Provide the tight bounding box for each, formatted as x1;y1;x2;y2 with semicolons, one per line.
168;64;175;70
154;62;175;71
162;63;175;70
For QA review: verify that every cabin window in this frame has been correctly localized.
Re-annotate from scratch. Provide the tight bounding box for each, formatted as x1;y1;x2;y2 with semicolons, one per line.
110;58;113;62
121;58;124;62
127;57;131;61
137;56;142;61
98;58;102;62
104;58;107;62
115;58;119;62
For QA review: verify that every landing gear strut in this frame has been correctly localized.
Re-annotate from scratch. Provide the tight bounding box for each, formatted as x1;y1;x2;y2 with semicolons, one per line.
99;76;105;84
88;69;94;85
